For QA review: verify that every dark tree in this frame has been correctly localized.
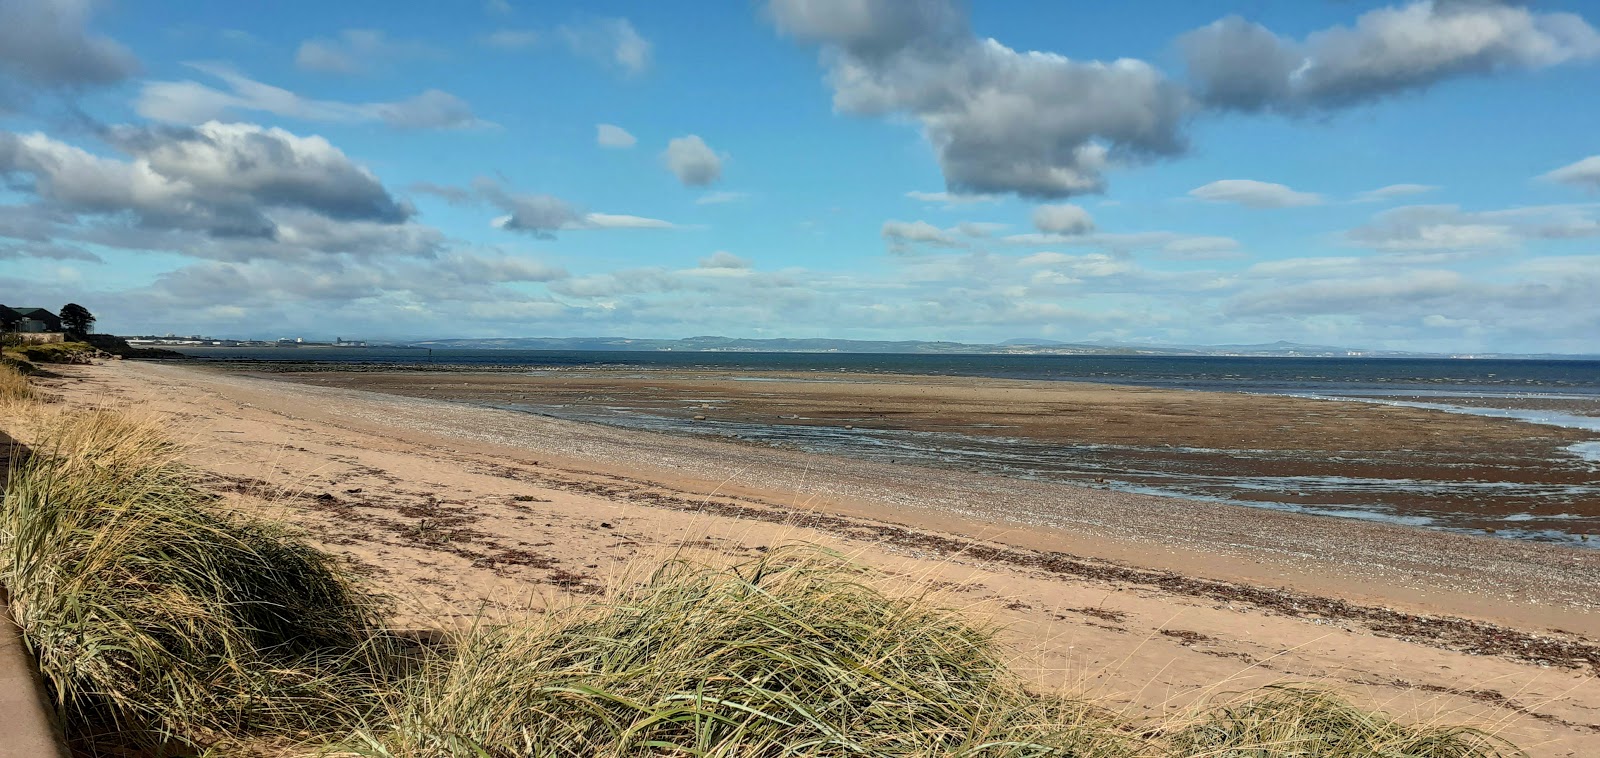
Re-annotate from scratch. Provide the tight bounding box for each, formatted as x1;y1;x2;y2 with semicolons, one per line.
59;303;95;337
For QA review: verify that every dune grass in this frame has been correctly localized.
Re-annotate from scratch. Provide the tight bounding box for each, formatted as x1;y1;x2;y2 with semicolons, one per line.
0;362;33;404
0;407;409;753
346;548;1148;757
0;369;1525;756
1169;686;1518;758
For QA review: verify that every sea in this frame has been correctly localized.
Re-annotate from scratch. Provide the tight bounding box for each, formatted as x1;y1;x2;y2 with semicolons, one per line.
174;347;1600;546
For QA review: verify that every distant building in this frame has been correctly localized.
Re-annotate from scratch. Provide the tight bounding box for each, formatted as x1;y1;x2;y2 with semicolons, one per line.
0;305;63;333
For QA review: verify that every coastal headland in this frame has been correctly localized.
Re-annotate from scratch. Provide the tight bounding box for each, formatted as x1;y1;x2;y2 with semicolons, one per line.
26;360;1600;756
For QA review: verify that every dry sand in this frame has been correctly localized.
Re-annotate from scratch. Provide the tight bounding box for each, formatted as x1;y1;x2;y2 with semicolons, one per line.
26;361;1600;756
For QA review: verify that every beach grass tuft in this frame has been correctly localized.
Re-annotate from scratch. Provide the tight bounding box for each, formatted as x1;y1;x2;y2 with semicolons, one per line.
0;362;34;404
1169;685;1518;758
0;406;408;752
346;547;1148;757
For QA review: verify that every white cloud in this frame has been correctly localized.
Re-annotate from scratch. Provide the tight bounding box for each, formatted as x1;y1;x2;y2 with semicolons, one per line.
1355;183;1439;202
0;123;412;237
664;135;723;186
699;251;750;269
596;123;636;149
1345;203;1600;252
137;63;488;130
1422;314;1479;329
577;213;676;230
1227;269;1470;316
470;178;676;237
770;0;1189;198
1541;155;1600;191
1182;2;1600;112
1189;179;1323;208
294;29;443;75
881;220;961;253
1031;203;1094;235
1161;236;1244;260
561;17;651;75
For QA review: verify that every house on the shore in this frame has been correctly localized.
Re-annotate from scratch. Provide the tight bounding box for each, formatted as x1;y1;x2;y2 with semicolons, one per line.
0;306;64;333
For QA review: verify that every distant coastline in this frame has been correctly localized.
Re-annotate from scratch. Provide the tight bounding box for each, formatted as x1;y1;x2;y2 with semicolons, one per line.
121;333;1600;360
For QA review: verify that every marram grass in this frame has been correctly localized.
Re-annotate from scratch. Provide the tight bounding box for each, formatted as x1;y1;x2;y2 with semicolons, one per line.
1168;685;1519;758
0;373;1525;756
0;361;33;404
345;548;1148;757
0;407;407;753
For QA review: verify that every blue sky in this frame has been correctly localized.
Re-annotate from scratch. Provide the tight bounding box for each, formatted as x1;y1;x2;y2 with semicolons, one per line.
2;0;1598;352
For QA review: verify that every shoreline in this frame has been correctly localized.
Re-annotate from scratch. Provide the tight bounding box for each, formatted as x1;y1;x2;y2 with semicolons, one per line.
26;360;1600;755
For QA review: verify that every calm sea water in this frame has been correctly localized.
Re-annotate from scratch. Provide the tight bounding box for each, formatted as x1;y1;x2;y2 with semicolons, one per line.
173;346;1600;395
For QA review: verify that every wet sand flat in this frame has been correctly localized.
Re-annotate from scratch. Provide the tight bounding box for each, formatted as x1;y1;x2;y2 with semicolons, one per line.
271;368;1600;538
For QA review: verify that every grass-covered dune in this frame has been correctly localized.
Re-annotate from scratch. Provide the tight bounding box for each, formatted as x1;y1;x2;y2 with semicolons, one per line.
0;363;1523;757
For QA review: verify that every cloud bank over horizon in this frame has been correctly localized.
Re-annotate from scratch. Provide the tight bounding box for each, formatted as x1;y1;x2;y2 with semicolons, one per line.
2;0;1598;353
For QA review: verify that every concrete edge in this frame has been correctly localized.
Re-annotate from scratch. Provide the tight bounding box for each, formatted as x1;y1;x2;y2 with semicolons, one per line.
1;385;70;755
1;586;70;758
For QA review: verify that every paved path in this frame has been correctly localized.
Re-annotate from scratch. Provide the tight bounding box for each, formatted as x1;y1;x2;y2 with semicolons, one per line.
0;432;68;757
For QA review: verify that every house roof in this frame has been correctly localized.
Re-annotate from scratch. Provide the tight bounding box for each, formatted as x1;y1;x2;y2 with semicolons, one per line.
0;307;61;326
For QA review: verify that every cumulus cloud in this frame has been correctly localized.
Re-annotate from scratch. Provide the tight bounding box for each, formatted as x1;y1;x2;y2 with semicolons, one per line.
1031;204;1094;235
1182;2;1600;113
137;63;489;130
699;250;750;269
664;135;723;186
1189;179;1323;208
295;29;443;75
561;17;652;75
769;0;1190;199
469;178;676;238
1355;183;1439;202
596;123;636;149
0;123;451;266
881;219;961;253
0;123;412;242
1541;155;1600;191
0;0;139;91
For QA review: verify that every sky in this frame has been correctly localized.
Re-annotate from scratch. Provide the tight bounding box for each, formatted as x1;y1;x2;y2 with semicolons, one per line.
1;0;1598;352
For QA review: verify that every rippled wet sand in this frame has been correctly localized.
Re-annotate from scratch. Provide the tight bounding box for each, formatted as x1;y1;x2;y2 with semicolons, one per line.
270;368;1600;544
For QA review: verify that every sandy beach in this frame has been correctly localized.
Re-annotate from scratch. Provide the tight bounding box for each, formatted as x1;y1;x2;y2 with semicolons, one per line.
30;360;1600;756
